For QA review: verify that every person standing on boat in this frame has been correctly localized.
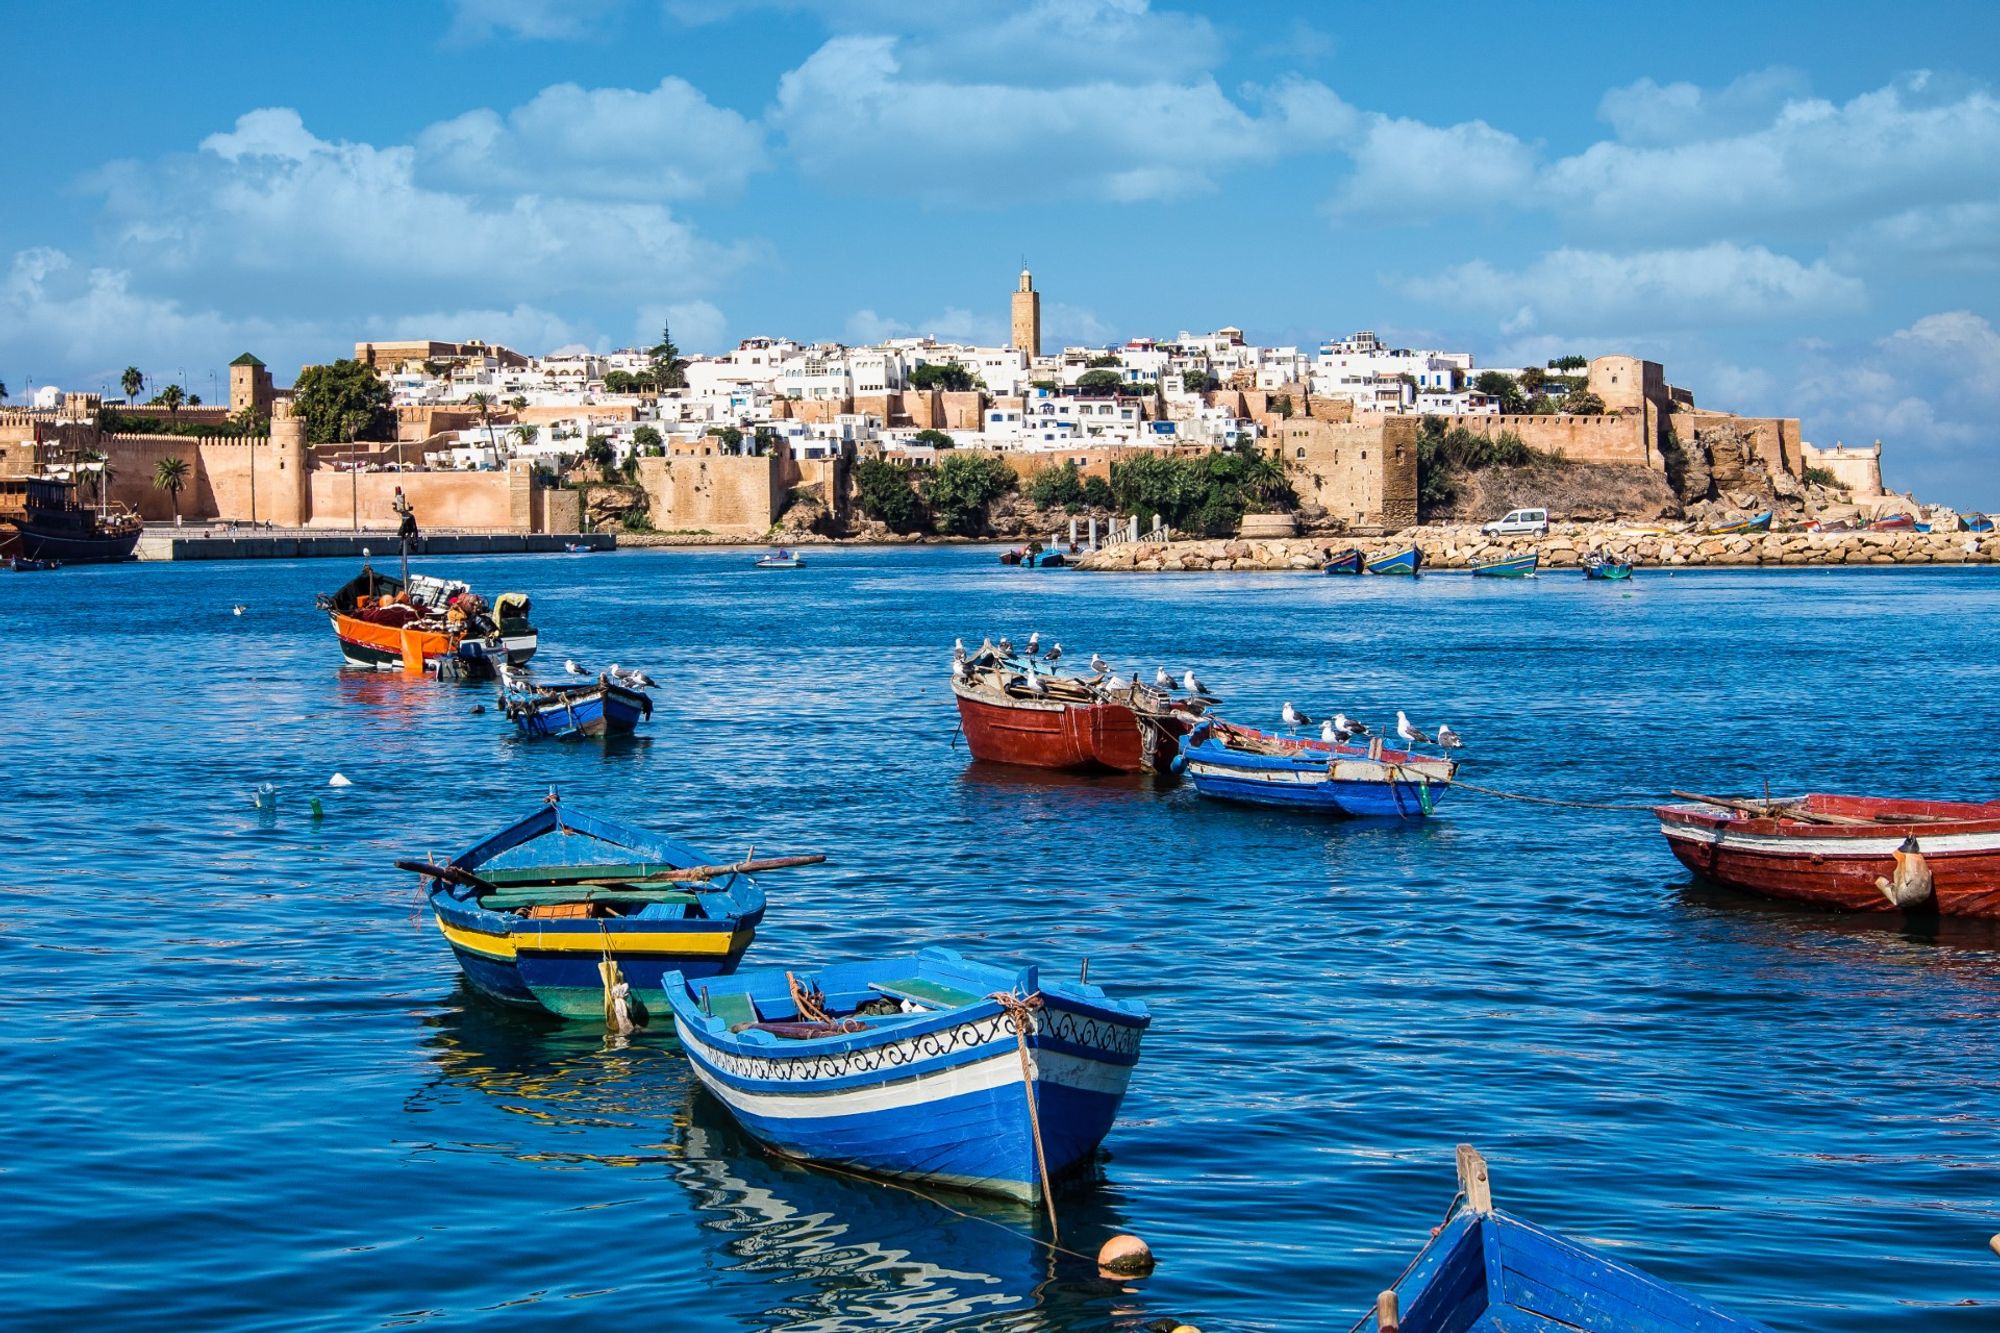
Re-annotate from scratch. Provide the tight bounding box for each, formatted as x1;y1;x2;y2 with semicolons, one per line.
393;487;420;551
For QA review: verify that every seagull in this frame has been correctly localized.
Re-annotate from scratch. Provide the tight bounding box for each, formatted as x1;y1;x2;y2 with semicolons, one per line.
1089;652;1109;674
608;662;624;680
1333;712;1368;740
630;669;656;688
1026;630;1041;658
1437;724;1463;749
1044;642;1062;665
998;635;1015;658
1320;718;1338;743
1182;668;1210;697
1024;663;1047;695
1396;710;1434;747
231;604;246;616
564;658;587;676
978;636;995;657
1154;666;1172;689
1282;702;1313;729
952;657;968;680
953;637;967;662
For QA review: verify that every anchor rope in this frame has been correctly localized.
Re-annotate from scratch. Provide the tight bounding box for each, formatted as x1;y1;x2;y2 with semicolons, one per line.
1341;1189;1468;1333
1449;778;1663;813
990;989;1060;1242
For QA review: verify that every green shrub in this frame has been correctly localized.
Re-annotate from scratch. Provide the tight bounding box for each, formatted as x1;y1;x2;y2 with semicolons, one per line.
1028;461;1086;508
853;458;926;532
926;452;1016;535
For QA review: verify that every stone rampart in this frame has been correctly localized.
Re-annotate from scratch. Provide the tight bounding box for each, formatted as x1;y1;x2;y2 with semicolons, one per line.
306;468;515;530
636;452;785;536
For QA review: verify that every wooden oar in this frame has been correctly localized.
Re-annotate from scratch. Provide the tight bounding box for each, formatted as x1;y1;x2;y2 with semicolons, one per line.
1669;791;1873;826
604;853;827;885
395;859;498;892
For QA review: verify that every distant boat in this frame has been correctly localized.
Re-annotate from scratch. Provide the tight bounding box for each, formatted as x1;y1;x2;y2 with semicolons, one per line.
1656;791;2000;917
1369;1146;1770;1333
1366;546;1422;576
1583;557;1633;581
0;474;141;564
562;541;595;554
1706;510;1772;535
1174;719;1456;818
1960;513;1993;533
1868;513;1916;532
1472;552;1538;578
403;797;800;1021
754;548;805;569
1321;547;1364;575
497;670;652;739
6;555;61;572
666;946;1150;1204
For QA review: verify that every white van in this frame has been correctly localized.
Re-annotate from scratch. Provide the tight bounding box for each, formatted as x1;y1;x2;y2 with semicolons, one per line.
1481;508;1550;536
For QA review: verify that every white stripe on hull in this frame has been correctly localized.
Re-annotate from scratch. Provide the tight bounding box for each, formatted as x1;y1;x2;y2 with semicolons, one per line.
1660;822;2000;858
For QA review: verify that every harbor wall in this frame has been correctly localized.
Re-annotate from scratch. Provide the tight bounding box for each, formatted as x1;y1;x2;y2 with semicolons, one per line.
97;432;310;527
305;467;516;530
636;452;786;536
1077;527;2000;572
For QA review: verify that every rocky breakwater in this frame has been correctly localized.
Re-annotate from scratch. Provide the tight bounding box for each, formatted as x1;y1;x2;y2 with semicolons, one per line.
1075;525;2000;573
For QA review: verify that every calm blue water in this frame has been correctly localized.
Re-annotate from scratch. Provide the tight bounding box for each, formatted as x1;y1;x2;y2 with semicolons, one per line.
5;549;2000;1331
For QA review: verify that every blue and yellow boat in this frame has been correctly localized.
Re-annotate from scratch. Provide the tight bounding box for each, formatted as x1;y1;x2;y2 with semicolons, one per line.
1367;546;1423;575
1471;552;1539;578
1706;509;1772;535
405;797;808;1022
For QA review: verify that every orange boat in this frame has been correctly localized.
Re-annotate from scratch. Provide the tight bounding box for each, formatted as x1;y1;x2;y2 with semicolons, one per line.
950;656;1196;773
316;564;537;677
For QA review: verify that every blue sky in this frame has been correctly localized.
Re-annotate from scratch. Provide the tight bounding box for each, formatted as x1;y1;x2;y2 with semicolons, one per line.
5;0;1999;503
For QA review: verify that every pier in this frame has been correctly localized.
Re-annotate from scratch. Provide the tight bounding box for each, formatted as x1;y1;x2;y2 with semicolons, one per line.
134;525;613;561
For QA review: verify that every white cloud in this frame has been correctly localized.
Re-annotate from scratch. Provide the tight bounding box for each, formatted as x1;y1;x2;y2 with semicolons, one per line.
635;300;728;354
1595;67;1811;146
845;306;1006;345
368;304;597;356
417;78;766;199
447;0;624;42
1407;243;1865;330
1332;114;1535;217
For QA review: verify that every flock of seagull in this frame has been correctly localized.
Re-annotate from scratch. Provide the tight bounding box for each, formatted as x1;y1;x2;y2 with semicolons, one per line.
952;633;1462;751
560;658;658;689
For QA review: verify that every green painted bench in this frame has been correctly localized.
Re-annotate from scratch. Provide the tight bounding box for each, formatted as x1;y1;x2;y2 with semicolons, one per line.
868;978;982;1010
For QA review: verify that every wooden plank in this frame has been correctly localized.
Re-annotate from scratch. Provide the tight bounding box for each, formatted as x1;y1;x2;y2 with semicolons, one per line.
1457;1143;1493;1213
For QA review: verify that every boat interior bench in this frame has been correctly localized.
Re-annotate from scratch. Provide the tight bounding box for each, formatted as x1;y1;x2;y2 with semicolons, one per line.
704;990;759;1028
868;978;983;1009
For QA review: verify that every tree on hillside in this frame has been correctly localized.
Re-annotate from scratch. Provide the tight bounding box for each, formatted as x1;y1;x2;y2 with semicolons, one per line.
158;383;186;420
1472;370;1526;414
0;379;9;401
1086;354;1121;369
925;452;1015;536
584;433;618;482
153;455;190;521
1076;368;1123;393
1560;389;1605;416
1028;460;1086;509
294;360;394;445
467;391;499;456
1518;366;1546;395
1548;354;1588;372
121;366;144;403
909;362;976;393
708;425;744;452
911;428;954;449
509;423;537;453
650;323;688;390
632;424;664;456
1182;370;1218;394
853;457;925;533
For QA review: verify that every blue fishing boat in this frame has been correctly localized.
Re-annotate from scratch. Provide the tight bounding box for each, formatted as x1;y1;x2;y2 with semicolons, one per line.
754;548;805;568
1322;547;1364;575
562;542;595;554
1367;546;1423;576
1706;510;1772;535
498;670;652;738
1367;1146;1769;1332
1583;557;1633;581
404;796;807;1021
665;946;1150;1204
1174;720;1455;818
1960;513;1993;533
1472;552;1538;578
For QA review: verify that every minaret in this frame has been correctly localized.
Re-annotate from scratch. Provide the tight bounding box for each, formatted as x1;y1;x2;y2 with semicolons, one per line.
1011;267;1041;359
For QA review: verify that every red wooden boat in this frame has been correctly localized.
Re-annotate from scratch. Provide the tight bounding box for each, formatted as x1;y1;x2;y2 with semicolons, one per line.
951;664;1195;773
1656;793;2000;916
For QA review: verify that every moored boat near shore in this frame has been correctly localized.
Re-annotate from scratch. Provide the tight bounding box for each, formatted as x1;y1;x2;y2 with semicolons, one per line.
1321;547;1364;575
1656;792;2000;916
1366;546;1422;575
665;946;1150;1204
1370;1146;1771;1332
1471;552;1538;578
498;669;652;738
1706;509;1773;535
1583;557;1633;580
405;797;802;1021
0;475;142;564
1175;719;1456;817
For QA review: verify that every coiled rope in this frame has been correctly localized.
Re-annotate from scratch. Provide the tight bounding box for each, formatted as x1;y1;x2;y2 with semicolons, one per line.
990;989;1059;1242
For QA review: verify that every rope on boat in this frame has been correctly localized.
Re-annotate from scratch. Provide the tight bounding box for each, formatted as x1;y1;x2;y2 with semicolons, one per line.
1341;1190;1467;1333
787;971;832;1024
1451;778;1661;813
991;988;1060;1243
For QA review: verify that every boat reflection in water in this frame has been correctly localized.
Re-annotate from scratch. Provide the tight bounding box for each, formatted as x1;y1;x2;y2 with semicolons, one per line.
673;1093;1155;1333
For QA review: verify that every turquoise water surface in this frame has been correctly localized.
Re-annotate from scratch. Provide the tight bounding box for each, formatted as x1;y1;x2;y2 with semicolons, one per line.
5;548;1999;1331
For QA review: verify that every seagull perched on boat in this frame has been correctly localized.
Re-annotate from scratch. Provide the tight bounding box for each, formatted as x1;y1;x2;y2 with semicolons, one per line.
951;657;968;681
564;658;587;676
1333;712;1368;741
1437;723;1463;749
1044;642;1062;666
1182;668;1211;698
998;635;1014;658
1320;718;1339;743
1282;702;1313;729
1026;630;1041;658
1154;666;1173;689
1089;651;1108;674
953;637;967;663
1024;663;1047;695
629;669;656;688
1396;710;1434;746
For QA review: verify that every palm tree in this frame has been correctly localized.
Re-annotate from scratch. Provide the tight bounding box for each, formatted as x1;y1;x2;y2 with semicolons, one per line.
508;423;536;456
154;455;190;522
121;367;144;403
0;379;8;403
467;391;499;457
159;383;185;420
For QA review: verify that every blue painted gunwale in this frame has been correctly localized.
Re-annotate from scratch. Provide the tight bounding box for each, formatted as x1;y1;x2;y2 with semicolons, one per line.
502;679;651;738
1385;1205;1770;1332
1174;721;1454;818
1367;547;1422;575
1471;553;1539;578
424;802;766;1017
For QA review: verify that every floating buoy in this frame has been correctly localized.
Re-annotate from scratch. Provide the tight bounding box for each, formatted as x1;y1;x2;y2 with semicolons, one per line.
1098;1234;1155;1278
309;797;324;821
328;773;353;788
1989;1233;2000;1257
253;782;277;810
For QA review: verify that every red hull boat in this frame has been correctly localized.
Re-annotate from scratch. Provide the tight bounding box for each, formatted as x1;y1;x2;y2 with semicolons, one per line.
951;672;1193;773
1656;793;2000;916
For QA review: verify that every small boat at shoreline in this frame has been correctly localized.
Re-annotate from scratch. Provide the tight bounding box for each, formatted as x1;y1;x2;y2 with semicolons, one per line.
562;542;595;554
498;668;653;738
6;555;61;572
951;649;1199;773
404;797;806;1021
1366;546;1422;576
1656;791;2000;916
1175;719;1456;817
666;946;1150;1204
316;563;537;677
1369;1146;1770;1332
1322;547;1364;575
1583;557;1633;580
754;548;805;569
1706;510;1773;535
1960;513;1993;533
1472;552;1538;578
